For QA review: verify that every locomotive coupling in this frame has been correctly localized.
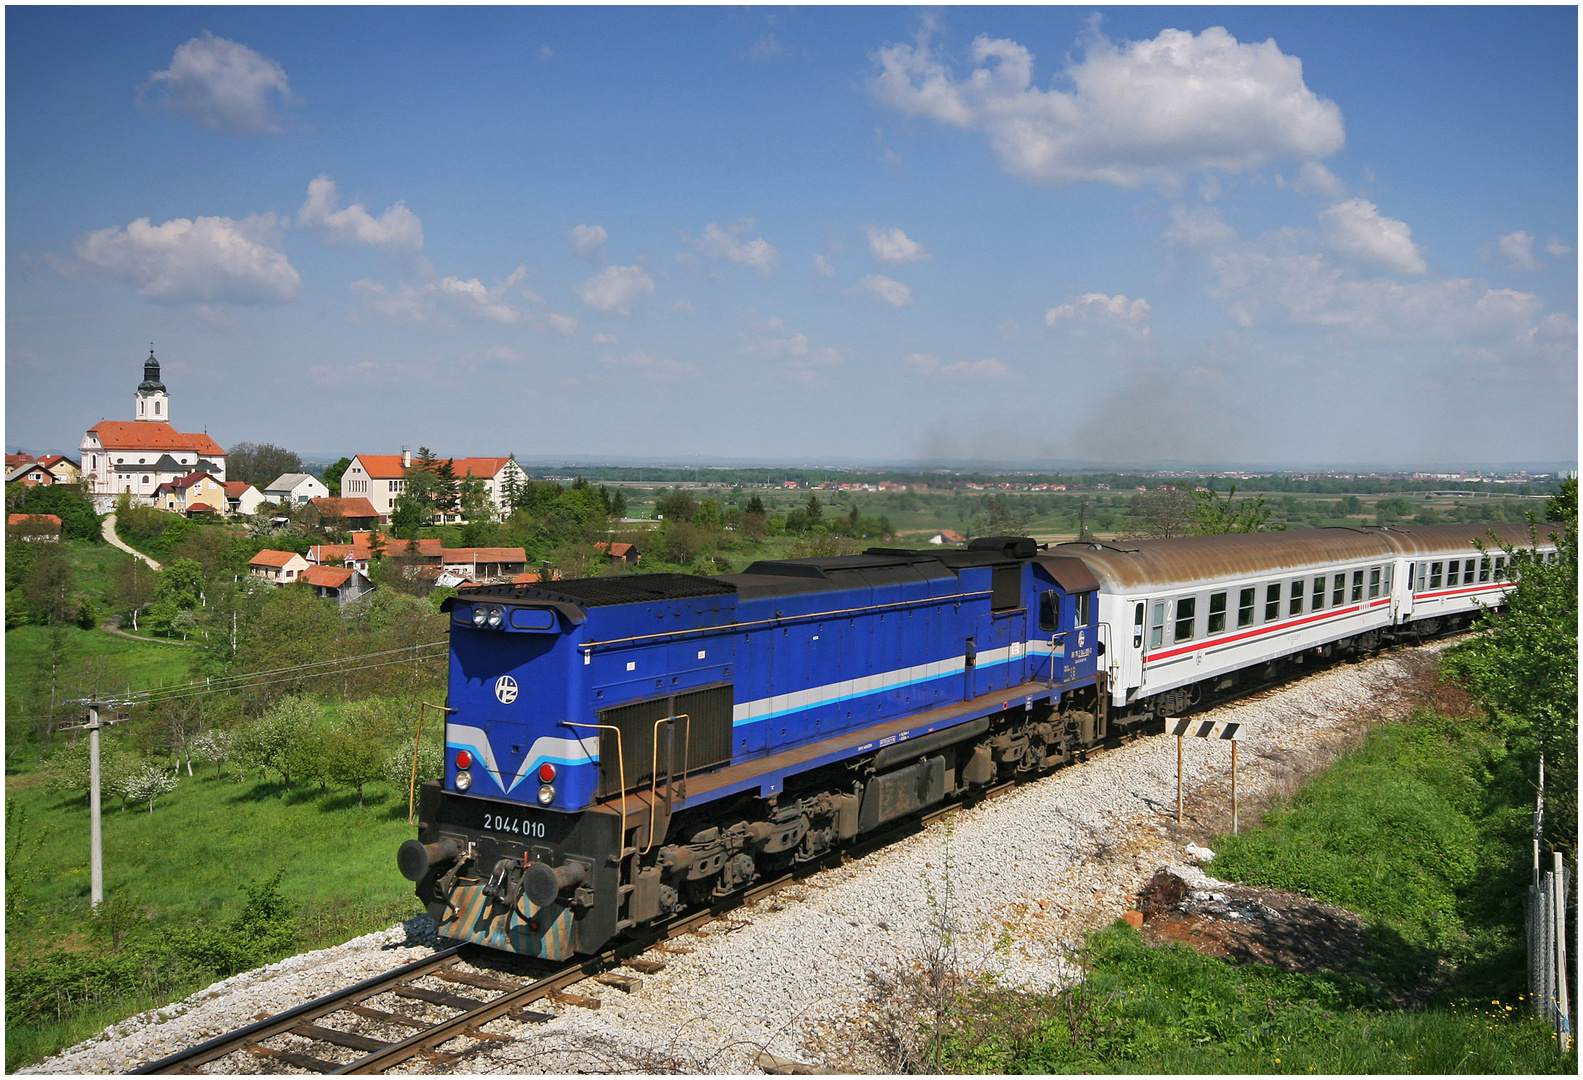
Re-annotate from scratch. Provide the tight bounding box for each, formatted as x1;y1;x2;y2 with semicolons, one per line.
398;838;459;882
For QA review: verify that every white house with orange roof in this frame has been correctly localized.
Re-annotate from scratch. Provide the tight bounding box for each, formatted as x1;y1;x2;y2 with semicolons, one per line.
78;349;227;511
249;549;310;584
340;450;529;523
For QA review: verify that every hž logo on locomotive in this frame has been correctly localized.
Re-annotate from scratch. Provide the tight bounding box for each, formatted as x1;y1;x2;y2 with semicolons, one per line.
494;675;518;705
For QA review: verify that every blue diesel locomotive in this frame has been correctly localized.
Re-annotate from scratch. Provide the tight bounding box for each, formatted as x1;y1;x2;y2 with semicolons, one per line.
397;537;1109;960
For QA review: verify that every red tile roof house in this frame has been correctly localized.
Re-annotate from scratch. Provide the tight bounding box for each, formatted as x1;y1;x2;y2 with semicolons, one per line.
341;532;443;575
153;472;227;516
299;564;374;606
339;451;529;524
5;460;56;486
249;549;310;584
223;481;266;517
309;496;381;532
594;541;642;565
8;513;63;541
928;529;967;546
440;547;528;583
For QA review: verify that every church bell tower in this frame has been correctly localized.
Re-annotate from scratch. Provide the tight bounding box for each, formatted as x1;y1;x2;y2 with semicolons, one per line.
135;346;169;423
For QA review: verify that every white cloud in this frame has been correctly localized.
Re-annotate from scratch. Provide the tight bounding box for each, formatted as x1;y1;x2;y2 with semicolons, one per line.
871;24;1344;188
687;220;778;275
570;224;608;259
577;265;655;315
1291;160;1347;198
743;315;809;359
354;265;575;331
1492;230;1539;271
61;213;299;303
142;31;294;134
601;350;695;381
296;176;424;252
671;299;695;315
1545;236;1573;259
751;35;782;60
858;273;913;307
864;225;931;263
904;353;1012;380
1162;204;1236;247
743;315;843;387
1046;293;1152;336
815;254;836;277
1318;199;1427;275
592;332;619;345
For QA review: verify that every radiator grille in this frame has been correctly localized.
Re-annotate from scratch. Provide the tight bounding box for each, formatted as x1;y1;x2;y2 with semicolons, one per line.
596;684;734;797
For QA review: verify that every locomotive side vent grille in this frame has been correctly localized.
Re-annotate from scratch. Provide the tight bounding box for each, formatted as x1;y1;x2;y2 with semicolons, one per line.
597;684;734;797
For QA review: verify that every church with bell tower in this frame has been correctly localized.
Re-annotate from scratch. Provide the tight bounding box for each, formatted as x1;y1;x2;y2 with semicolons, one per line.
79;347;228;510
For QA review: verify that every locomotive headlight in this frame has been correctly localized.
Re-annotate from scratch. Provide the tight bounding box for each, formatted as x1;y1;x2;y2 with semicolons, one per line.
486;606;504;628
455;770;473;792
537;783;556;805
471;606;487;627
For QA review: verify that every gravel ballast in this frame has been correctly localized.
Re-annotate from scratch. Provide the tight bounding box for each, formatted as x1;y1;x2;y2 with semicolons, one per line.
24;642;1450;1075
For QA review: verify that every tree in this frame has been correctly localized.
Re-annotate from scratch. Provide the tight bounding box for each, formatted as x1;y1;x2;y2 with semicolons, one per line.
192;730;235;777
1443;521;1577;850
105;555;158;631
435;458;460;516
1545;475;1577;524
746;494;767;516
458;475;494;523
15;483;101;541
327;729;385;807
227;443;303;489
322;457;353;497
116;764;178;814
655;490;698;522
235;694;319;790
1189;485;1272;534
150;696;208;775
1129;486;1195;539
23;545;78;627
970;495;1033;539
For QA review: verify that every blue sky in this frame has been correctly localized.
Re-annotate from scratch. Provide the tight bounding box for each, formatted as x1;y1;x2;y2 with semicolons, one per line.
7;6;1576;469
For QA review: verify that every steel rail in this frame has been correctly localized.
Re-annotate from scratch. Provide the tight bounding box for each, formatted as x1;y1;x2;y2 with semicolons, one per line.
129;944;468;1074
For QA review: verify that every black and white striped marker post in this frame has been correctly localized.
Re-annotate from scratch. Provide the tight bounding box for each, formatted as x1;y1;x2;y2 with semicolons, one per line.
1168;719;1244;832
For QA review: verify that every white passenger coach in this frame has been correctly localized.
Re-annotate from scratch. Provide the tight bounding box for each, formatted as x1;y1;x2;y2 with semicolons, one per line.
1054;523;1558;721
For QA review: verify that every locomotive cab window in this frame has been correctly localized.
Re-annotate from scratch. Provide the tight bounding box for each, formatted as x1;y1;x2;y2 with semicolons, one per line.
1237;587;1255;628
1038;590;1059;632
1074;591;1093;627
1208;592;1227;634
1174;597;1196;642
1265;583;1280;622
1150;602;1165;648
1289;579;1304;616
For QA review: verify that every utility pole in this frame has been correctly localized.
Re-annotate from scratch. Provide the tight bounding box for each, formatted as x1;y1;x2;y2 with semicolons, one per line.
63;700;128;908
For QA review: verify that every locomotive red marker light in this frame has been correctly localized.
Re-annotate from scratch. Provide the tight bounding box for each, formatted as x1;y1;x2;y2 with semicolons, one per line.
538;762;556;783
455;750;473;769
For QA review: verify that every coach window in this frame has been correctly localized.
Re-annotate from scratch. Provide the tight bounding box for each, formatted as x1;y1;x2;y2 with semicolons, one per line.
1208;592;1227;634
1479;557;1491;583
1367;567;1381;598
1133;603;1145;647
1312;577;1327;611
1382;565;1392;594
1289;579;1304;616
1333;573;1346;606
1464;558;1477;581
1150;602;1166;648
1265;583;1281;622
1429;562;1443;589
1174;597;1196;643
1351;570;1365;602
1039;591;1059;631
1237;587;1256;628
1447;561;1461;587
1494;556;1507;581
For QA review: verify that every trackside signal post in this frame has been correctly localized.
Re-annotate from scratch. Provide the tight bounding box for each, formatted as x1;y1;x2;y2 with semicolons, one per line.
63;700;129;908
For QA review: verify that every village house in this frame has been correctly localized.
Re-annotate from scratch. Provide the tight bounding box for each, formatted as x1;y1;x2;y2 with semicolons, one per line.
928;529;967;546
339;451;529;524
594;541;641;565
249;549;310;584
299;564;374;606
440;546;528;583
264;473;329;504
153;472;227;517
308;496;381;532
223;481;266;517
8;514;62;541
79;349;227;511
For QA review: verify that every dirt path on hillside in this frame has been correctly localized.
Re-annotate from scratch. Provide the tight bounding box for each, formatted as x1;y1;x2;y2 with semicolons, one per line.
101;513;162;570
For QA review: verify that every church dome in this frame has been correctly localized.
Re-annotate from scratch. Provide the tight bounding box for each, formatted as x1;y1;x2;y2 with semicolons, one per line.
138;348;166;394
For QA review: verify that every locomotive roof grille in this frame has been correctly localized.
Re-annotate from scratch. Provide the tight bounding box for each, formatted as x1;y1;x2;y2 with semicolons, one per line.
459;573;736;608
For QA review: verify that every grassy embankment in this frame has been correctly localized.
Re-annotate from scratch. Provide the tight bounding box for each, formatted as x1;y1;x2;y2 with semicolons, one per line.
916;709;1575;1074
